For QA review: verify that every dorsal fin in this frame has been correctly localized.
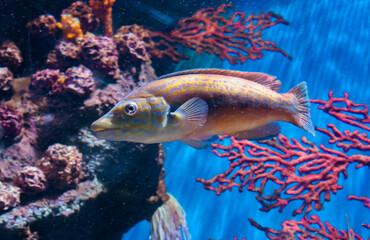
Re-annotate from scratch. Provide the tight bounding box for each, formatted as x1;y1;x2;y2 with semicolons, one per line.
156;68;281;92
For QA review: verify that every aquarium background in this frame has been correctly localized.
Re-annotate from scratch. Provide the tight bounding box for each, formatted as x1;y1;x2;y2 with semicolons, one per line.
123;0;370;239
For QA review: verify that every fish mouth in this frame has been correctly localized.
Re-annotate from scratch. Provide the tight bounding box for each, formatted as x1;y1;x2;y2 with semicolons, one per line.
91;117;114;132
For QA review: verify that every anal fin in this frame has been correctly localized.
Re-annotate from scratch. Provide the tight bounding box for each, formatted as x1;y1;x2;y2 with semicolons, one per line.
181;135;218;149
232;122;281;140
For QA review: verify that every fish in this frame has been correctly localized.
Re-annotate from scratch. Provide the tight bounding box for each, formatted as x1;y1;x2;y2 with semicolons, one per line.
91;69;315;148
346;214;355;240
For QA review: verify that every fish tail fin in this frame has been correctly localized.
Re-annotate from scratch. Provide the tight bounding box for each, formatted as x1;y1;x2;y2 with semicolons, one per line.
288;82;315;136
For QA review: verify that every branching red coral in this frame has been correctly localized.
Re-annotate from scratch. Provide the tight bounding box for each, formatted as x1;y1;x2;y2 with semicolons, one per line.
249;215;364;240
197;92;370;216
348;195;370;229
151;4;290;64
197;134;370;216
311;91;370;131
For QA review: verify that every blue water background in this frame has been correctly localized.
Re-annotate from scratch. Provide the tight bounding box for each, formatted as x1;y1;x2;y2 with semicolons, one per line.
123;0;370;239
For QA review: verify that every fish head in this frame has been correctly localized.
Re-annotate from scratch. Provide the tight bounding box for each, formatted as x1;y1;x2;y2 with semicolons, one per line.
91;97;170;142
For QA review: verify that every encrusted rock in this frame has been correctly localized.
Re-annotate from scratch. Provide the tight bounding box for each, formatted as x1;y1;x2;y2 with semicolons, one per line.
0;41;23;71
26;14;60;38
14;166;47;195
81;33;119;77
0;67;13;92
0;181;20;211
30;68;61;93
62;1;99;33
38;143;83;190
46;40;81;70
63;65;95;97
0;104;23;141
113;32;149;62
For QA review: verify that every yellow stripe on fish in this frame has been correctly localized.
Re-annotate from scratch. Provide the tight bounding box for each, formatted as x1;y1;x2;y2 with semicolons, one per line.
91;69;314;148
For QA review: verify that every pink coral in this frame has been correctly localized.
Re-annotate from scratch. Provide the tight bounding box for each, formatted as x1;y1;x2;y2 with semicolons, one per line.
0;181;20;211
14;166;47;195
0;67;13;92
0;41;23;71
38;143;83;190
0;104;23;141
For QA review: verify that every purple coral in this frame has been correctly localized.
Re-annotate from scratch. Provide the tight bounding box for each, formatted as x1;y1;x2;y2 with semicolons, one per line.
81;34;119;77
0;67;13;92
0;41;23;71
0;181;20;211
113;32;149;62
14;166;47;195
26;14;60;38
0;104;22;141
38;143;83;190
62;65;95;97
46;40;81;70
62;1;99;33
30;68;60;93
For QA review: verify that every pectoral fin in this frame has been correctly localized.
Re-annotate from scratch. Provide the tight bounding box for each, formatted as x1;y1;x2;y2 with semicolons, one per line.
170;97;208;129
233;122;281;140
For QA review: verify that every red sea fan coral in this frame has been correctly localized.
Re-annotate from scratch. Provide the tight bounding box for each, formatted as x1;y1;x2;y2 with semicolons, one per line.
150;4;290;64
198;134;370;216
14;166;47;195
38;143;83;190
249;215;364;240
0;104;22;142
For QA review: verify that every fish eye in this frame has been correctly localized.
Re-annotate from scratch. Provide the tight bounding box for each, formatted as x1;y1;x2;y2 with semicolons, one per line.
124;103;137;115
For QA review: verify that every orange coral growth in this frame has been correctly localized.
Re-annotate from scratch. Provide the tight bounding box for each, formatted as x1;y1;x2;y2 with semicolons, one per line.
89;0;116;37
57;14;83;40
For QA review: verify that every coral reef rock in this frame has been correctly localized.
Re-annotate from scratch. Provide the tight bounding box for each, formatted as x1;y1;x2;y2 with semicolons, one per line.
0;41;23;72
62;1;99;33
0;181;20;211
38;143;83;190
14;166;48;195
63;65;95;97
81;33;119;77
0;104;23;142
0;67;13;93
26;14;60;38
